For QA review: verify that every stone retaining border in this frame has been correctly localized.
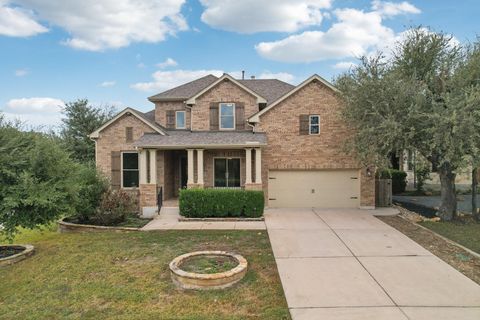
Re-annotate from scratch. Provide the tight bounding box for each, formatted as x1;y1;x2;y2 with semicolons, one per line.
0;244;34;267
169;251;248;290
58;218;141;233
178;217;264;222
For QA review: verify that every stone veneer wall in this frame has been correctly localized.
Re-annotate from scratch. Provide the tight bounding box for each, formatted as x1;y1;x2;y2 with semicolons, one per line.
256;79;375;207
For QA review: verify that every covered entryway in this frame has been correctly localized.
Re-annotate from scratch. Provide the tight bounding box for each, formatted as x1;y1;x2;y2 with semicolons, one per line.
268;170;360;208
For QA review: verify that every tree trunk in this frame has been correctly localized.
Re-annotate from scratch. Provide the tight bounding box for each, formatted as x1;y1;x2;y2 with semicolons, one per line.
473;167;479;221
437;162;457;221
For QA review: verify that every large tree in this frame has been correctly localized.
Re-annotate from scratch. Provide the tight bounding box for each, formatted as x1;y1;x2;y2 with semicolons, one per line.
336;28;480;221
61;99;115;163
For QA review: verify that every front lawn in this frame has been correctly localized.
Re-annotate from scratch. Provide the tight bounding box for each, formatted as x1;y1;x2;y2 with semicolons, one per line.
420;220;480;254
0;227;290;320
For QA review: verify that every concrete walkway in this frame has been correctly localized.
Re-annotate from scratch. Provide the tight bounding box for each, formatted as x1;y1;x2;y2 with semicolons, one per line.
141;207;266;230
265;208;480;320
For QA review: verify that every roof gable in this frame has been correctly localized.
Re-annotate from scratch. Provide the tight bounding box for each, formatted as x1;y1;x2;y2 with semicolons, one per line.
89;107;166;139
185;74;267;105
248;74;339;123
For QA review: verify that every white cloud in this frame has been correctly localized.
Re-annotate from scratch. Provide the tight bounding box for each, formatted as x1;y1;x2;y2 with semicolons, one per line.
0;1;48;37
255;3;420;63
258;72;295;83
157;58;178;69
3;0;188;51
371;0;420;17
333;61;357;70
200;0;331;33
131;69;225;92
14;68;28;76
99;81;116;87
4;97;65;114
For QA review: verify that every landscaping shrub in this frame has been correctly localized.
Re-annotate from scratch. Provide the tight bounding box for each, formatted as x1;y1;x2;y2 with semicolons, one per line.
72;165;109;223
92;189;138;226
377;169;407;194
179;189;264;218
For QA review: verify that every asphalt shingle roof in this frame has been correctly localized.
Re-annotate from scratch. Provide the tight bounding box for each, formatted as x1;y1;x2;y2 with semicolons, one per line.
133;131;267;148
147;74;295;105
148;75;218;102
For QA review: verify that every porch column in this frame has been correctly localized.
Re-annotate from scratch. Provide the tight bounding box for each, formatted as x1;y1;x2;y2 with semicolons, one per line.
139;149;148;185
196;149;204;185
149;149;157;184
245;148;252;184
187;149;194;185
255;148;262;184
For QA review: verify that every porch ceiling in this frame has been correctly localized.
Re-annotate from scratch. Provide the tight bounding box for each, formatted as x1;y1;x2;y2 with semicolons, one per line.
133;131;267;149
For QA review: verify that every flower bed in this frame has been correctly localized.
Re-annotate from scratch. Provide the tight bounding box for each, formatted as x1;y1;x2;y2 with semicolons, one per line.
0;244;34;267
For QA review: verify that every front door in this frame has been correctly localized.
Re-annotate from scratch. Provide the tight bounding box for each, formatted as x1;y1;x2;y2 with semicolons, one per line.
180;156;188;189
214;158;241;187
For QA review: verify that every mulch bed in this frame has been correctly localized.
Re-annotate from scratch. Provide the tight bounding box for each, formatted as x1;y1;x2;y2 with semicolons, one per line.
0;246;24;259
378;206;480;285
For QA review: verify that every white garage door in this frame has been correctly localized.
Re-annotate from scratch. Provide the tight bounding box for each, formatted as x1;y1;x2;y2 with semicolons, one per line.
268;170;360;208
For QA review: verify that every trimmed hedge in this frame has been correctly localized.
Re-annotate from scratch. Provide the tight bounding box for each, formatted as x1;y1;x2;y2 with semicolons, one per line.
179;189;264;218
377;169;407;194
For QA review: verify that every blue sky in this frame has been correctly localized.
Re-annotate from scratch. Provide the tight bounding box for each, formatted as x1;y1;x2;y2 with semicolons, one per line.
0;0;478;128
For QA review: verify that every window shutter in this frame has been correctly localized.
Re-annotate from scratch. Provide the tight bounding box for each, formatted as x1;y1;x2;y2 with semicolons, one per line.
166;110;175;128
210;103;219;130
235;103;245;130
111;151;121;189
125;127;133;142
299;115;309;135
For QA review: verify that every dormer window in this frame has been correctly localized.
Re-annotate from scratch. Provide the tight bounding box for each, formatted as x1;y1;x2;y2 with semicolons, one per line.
219;103;235;130
176;111;186;129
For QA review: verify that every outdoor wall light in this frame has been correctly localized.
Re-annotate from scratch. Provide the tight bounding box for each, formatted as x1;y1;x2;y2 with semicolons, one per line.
366;167;373;177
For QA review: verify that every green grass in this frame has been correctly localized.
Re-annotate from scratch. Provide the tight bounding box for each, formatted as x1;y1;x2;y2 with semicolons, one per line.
181;255;238;274
420;220;480;254
0;227;290;320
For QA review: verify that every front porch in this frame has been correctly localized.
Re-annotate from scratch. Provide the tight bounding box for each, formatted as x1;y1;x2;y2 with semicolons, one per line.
137;147;264;215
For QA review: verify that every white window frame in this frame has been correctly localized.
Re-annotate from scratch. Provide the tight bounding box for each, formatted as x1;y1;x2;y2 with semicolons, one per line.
213;157;242;188
309;115;320;135
219;103;236;130
175;110;186;129
121;151;139;189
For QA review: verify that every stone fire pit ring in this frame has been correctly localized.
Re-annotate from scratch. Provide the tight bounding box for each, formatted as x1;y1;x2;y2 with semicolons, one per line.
169;251;248;290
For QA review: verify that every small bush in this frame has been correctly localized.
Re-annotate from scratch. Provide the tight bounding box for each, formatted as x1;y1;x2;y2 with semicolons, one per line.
73;165;109;223
377;169;407;194
179;189;264;218
92;189;138;226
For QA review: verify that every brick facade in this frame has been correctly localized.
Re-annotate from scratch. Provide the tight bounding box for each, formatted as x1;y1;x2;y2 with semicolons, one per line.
192;79;258;131
255;79;375;207
96;113;155;178
94;76;375;209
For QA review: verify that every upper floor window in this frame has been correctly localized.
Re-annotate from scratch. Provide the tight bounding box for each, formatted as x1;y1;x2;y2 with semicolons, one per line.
309;115;320;135
219;103;235;130
176;111;186;129
122;152;139;188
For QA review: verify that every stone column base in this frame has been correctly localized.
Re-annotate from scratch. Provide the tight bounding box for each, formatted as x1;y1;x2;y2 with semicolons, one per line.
139;184;157;207
244;183;263;191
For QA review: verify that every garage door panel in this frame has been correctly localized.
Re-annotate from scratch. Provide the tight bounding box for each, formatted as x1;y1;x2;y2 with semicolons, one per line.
268;170;360;208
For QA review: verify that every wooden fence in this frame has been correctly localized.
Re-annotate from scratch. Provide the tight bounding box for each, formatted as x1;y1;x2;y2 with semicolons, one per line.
376;179;392;207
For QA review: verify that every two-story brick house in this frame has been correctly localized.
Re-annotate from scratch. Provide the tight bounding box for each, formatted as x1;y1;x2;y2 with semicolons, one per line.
90;73;375;216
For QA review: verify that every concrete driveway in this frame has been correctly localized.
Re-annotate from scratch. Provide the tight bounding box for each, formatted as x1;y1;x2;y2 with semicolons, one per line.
265;208;480;320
